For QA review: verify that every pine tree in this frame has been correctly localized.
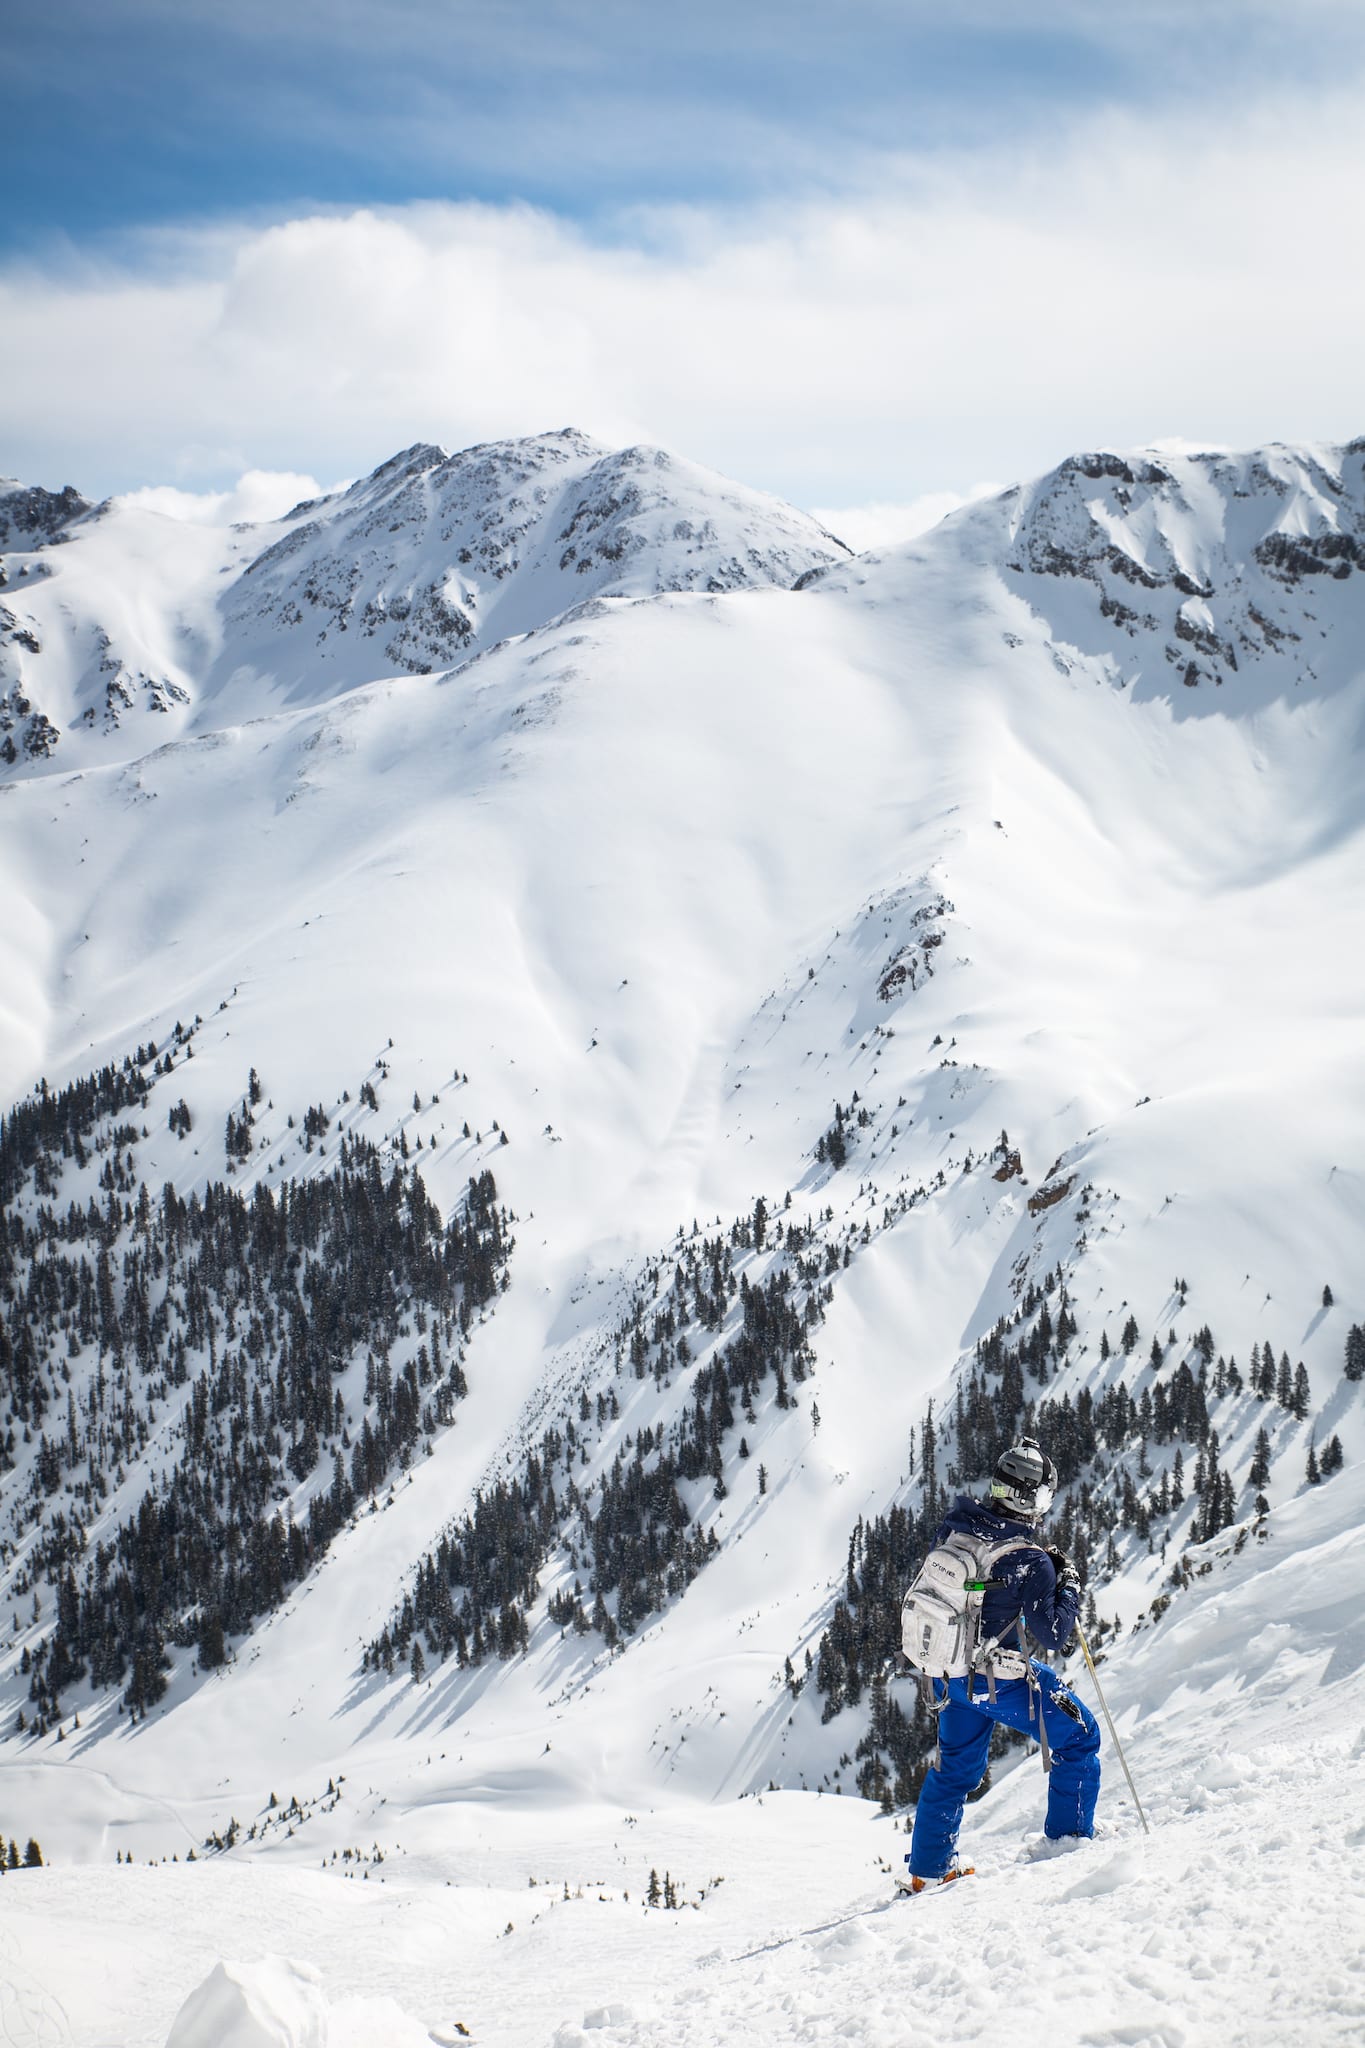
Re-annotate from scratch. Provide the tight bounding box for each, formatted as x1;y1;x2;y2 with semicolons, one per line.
1276;1352;1294;1409
1322;1284;1334;1308
1218;1470;1236;1531
1292;1362;1311;1421
1345;1325;1365;1383
647;1867;661;1906
1248;1427;1271;1490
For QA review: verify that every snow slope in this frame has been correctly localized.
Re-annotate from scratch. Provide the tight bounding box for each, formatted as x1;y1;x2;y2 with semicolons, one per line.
3;1475;1363;2046
1;430;1363;2043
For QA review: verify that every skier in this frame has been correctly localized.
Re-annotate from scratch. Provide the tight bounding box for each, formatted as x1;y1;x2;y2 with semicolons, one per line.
899;1436;1100;1894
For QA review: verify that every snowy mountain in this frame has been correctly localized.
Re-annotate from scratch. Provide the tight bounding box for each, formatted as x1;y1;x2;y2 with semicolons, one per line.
0;430;851;774
812;438;1365;708
1;429;1363;2045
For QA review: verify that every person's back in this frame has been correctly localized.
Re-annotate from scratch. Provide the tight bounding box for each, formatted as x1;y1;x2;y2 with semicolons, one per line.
928;1492;1080;1658
899;1436;1100;1894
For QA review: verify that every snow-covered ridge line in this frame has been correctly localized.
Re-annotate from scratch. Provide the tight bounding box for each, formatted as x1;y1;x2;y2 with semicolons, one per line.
809;433;1365;712
0;428;852;777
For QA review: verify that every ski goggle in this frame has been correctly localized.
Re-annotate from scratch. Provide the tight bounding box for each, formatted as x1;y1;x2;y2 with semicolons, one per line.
992;1476;1055;1516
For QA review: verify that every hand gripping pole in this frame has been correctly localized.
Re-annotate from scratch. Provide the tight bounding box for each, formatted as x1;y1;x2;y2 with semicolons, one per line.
1077;1625;1150;1837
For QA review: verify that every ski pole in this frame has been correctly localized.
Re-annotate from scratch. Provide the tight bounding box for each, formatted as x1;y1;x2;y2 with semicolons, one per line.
1077;1625;1150;1837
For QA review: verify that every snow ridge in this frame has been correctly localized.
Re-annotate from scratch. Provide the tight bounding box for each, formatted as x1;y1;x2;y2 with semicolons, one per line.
822;435;1365;710
0;431;850;776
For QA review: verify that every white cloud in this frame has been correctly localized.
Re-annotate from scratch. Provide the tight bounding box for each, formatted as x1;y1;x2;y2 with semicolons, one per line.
3;91;1363;507
114;469;329;525
810;486;1002;555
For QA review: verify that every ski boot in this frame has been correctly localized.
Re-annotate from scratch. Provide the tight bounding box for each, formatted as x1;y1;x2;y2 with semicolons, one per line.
896;1858;974;1896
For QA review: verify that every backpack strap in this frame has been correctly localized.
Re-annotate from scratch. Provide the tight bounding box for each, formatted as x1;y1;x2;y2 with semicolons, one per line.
970;1538;1039;1678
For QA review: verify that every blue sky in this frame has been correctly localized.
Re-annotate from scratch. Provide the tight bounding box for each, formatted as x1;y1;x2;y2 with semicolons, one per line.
7;2;1357;245
1;6;1124;241
4;3;1364;509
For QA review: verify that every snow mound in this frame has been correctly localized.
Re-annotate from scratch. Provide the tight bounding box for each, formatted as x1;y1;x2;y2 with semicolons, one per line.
1060;1842;1146;1899
164;1956;328;2048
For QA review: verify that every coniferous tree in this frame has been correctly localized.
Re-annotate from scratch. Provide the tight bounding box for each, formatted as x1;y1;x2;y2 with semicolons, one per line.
1276;1351;1294;1410
1248;1427;1272;1490
1;1054;513;1715
1345;1325;1365;1383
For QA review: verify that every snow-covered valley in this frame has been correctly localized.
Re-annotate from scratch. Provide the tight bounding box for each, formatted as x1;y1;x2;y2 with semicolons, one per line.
1;431;1363;2045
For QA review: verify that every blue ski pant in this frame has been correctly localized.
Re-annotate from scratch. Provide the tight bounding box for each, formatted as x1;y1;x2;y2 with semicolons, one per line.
909;1659;1101;1879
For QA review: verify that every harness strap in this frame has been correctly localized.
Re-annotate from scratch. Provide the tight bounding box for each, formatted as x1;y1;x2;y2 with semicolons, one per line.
921;1673;948;1772
1026;1653;1052;1773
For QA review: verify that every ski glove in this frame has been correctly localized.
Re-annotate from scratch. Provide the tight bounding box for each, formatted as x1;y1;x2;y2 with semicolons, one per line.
1047;1548;1081;1593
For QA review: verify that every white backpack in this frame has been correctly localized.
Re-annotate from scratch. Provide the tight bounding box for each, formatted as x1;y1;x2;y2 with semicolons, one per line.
900;1529;1033;1683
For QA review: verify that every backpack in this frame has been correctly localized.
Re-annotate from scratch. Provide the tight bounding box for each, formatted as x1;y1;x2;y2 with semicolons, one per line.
900;1529;1035;1684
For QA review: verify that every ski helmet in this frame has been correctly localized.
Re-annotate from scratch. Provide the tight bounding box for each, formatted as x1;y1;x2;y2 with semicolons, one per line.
990;1436;1057;1521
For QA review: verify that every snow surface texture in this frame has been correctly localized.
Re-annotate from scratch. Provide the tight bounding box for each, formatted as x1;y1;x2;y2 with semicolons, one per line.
1;431;1364;2044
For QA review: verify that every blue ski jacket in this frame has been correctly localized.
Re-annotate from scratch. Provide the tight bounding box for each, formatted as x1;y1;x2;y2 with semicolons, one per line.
931;1494;1080;1656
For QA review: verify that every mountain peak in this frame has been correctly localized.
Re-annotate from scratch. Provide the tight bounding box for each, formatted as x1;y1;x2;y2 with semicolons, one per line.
815;434;1365;712
0;431;851;774
0;479;92;551
214;427;850;706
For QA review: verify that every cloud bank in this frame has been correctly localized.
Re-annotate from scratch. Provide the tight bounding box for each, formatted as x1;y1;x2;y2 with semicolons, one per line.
3;94;1362;508
114;470;329;524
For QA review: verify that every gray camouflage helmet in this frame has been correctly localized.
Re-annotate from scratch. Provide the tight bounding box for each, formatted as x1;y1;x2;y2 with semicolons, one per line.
990;1436;1058;1521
